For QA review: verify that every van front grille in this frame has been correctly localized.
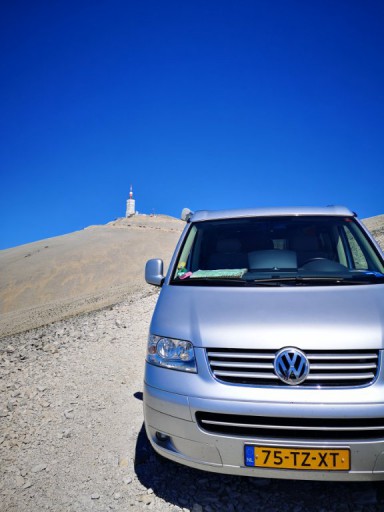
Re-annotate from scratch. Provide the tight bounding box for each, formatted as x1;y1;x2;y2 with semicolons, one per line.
196;412;384;440
206;348;380;387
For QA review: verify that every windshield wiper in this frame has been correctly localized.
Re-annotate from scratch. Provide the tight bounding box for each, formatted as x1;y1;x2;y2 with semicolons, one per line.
172;278;247;286
250;276;381;286
172;274;384;287
356;272;384;283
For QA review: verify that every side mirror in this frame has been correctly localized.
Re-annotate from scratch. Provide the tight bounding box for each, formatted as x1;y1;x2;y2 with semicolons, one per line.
145;259;165;287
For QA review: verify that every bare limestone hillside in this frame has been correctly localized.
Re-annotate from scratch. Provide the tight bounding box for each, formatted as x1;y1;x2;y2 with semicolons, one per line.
363;214;384;249
0;215;183;338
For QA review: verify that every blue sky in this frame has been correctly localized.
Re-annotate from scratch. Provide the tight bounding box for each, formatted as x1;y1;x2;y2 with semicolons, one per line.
1;0;383;249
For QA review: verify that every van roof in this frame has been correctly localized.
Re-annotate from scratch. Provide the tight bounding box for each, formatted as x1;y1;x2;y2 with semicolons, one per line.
189;206;355;222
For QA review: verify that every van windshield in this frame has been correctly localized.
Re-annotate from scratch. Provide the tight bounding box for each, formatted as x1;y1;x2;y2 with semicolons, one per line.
171;216;384;286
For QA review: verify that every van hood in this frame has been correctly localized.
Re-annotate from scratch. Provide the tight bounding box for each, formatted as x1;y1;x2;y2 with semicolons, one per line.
150;284;384;350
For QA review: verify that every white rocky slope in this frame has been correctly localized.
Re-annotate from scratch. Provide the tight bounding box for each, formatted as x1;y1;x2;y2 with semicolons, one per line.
363;214;384;249
0;215;183;338
0;214;384;512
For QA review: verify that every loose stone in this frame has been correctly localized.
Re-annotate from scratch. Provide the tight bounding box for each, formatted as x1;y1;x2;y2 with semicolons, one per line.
31;464;47;473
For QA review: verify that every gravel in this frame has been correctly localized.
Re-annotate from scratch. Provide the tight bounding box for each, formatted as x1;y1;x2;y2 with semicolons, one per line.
1;290;384;511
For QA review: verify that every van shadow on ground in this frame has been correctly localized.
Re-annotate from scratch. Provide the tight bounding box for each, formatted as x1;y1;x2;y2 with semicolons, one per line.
133;419;383;512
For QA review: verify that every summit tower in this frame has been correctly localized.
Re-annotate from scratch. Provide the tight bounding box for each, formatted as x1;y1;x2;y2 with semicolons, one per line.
126;185;136;217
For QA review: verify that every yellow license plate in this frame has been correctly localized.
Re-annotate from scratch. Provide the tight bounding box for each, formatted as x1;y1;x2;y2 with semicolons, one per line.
245;445;350;471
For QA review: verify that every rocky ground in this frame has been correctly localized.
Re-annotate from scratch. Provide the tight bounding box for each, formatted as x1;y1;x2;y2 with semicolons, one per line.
1;288;384;512
363;215;384;250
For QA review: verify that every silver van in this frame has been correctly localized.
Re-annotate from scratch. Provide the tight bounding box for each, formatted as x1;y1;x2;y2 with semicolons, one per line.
144;206;384;481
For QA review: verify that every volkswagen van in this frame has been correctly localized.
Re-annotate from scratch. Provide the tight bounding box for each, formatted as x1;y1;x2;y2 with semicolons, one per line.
144;206;384;481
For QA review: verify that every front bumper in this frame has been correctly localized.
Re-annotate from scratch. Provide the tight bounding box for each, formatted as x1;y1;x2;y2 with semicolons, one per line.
144;369;384;481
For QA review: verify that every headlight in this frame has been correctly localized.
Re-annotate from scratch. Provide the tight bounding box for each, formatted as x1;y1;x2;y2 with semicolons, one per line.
147;335;197;372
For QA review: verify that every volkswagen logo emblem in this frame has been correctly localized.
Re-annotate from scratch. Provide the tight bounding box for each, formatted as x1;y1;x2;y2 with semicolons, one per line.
274;348;310;385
